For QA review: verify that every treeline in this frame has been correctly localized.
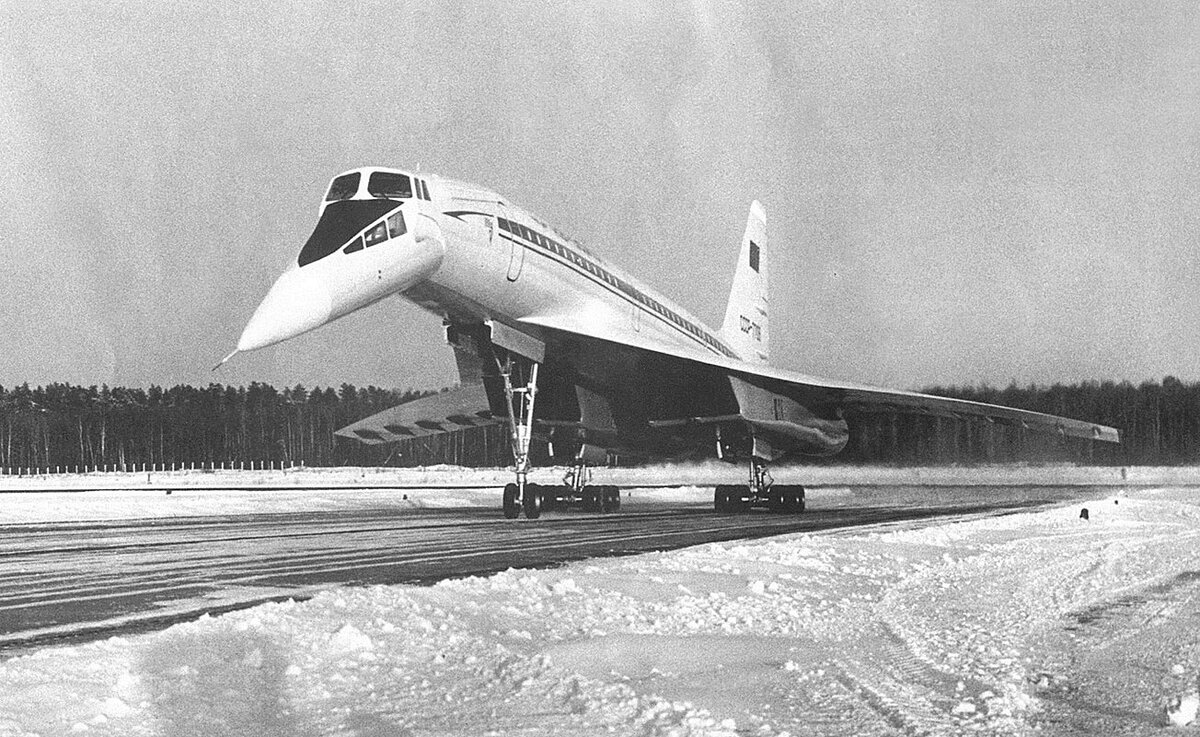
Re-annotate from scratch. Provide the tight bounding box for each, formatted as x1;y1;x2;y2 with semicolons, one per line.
837;377;1197;467
1;377;1197;472
904;377;1198;466
0;382;433;471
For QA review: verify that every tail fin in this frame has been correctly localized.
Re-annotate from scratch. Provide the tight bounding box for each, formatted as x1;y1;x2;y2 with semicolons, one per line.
720;201;769;363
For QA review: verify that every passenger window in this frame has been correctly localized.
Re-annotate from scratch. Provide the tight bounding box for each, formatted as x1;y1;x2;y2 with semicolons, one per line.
344;235;364;254
387;211;407;238
364;222;388;247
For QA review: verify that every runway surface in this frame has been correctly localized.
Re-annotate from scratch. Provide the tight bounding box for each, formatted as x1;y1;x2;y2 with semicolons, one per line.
0;485;1100;655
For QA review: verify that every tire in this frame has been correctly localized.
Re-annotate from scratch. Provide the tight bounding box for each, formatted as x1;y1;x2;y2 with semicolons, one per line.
791;486;806;514
503;483;520;519
768;488;786;514
541;485;558;511
523;483;543;519
609;486;621;512
778;485;805;514
715;485;736;512
733;485;753;513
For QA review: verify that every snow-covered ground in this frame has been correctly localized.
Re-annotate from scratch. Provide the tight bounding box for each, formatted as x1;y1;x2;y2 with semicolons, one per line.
4;482;1200;735
3;461;1196;495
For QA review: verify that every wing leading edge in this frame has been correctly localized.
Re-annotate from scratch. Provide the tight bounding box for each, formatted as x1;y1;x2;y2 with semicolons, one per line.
517;312;1120;445
335;384;499;445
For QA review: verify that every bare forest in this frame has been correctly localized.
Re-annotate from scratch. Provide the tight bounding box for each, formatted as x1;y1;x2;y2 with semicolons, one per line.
0;378;1193;473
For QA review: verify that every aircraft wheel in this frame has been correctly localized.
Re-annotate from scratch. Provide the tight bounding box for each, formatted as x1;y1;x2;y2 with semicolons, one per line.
715;485;739;512
523;483;543;519
777;485;805;514
768;488;786;513
540;485;557;512
727;485;752;513
600;486;619;513
713;485;728;512
791;486;806;514
503;483;520;519
609;486;621;511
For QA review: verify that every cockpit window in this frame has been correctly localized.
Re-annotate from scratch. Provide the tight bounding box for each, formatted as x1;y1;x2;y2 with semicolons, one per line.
387;211;406;238
344;235;364;254
368;172;413;199
298;200;398;266
325;173;361;202
364;222;387;247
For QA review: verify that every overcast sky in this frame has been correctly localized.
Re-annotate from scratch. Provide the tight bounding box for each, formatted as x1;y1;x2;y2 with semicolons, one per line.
2;1;1197;393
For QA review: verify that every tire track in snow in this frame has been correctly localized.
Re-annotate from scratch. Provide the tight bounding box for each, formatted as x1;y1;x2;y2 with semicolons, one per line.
0;492;1093;653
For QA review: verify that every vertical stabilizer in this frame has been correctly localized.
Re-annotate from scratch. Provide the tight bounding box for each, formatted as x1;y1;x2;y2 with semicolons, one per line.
720;201;769;363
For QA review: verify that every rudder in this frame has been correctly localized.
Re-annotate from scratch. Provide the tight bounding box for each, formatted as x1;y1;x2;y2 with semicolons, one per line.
720;201;769;363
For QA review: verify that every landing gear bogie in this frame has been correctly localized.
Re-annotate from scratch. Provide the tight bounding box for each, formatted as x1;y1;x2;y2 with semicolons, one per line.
570;483;620;513
714;458;805;514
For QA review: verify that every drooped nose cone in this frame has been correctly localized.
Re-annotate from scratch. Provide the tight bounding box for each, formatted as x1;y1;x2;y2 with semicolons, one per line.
237;267;333;352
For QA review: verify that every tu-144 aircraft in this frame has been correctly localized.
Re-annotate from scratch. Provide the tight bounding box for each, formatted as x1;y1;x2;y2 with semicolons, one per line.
223;167;1120;519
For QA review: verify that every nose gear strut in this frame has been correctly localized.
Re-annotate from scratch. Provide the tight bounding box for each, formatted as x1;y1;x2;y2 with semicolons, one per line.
499;355;542;519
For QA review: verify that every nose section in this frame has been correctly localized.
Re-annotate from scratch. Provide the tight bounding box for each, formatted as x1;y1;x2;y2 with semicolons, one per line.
237;267;333;352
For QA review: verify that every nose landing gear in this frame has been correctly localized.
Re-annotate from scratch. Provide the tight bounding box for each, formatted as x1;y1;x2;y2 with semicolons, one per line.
499;356;543;519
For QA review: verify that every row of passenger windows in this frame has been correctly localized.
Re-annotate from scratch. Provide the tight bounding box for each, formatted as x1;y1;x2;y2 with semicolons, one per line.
344;211;407;254
325;172;433;202
497;217;736;358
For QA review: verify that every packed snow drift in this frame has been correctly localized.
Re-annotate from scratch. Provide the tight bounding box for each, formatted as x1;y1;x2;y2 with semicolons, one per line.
4;481;1200;735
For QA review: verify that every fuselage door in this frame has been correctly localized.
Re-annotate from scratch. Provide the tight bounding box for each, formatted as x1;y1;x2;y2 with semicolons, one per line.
500;204;524;282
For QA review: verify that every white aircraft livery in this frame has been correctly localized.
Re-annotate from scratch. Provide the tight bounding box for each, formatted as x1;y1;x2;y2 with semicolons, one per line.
226;166;1120;519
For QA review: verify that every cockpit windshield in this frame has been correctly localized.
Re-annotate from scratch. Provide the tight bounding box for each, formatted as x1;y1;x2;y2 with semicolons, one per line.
325;173;361;202
298;200;399;267
368;172;413;199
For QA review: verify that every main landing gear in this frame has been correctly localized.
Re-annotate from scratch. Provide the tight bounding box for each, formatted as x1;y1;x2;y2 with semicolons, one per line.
495;354;621;519
714;458;805;514
563;462;620;513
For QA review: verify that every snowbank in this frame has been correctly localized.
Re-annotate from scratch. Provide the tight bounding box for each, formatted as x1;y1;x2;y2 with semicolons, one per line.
5;486;1200;734
2;462;1193;496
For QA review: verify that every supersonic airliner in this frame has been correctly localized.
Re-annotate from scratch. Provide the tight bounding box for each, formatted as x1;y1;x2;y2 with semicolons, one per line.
224;166;1120;519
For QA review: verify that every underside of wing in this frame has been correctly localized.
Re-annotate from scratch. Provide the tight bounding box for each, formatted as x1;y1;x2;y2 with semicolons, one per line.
335;384;500;445
518;312;1120;446
834;386;1119;442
